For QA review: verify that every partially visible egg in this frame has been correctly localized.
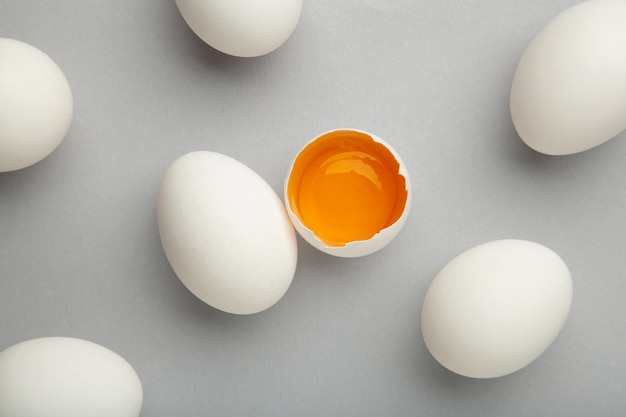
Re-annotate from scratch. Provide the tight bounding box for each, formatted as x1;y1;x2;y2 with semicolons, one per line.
175;0;303;58
285;129;411;258
510;0;626;155
157;151;298;314
0;337;143;417
0;38;73;172
421;239;572;379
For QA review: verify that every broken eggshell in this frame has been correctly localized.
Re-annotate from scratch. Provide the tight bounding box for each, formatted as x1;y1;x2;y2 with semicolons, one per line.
285;129;411;258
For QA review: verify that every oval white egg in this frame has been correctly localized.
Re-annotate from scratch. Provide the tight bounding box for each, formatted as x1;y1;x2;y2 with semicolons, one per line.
175;0;303;58
0;337;143;417
0;38;73;172
284;129;411;258
421;239;572;379
510;0;626;155
157;151;298;314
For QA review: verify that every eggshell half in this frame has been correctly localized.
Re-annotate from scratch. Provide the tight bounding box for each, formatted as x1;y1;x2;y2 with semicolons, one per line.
421;239;572;378
510;0;626;155
0;337;143;417
0;38;73;172
285;129;411;258
157;151;298;314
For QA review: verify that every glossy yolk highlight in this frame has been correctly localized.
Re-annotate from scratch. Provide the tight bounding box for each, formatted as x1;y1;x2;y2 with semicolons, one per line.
288;131;407;247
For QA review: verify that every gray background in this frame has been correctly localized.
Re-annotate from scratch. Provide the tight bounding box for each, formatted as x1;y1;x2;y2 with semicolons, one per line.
1;0;625;415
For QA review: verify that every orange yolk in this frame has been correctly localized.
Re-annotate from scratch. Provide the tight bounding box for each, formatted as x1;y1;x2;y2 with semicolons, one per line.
287;130;407;247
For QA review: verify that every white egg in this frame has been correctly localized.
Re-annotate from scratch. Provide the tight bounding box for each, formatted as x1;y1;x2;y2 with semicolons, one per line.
284;129;411;258
421;239;572;379
0;337;143;417
175;0;303;58
157;151;298;314
510;0;626;155
0;38;73;172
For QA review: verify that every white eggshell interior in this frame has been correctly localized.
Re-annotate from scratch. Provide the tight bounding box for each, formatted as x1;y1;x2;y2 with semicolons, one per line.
284;129;411;258
175;0;303;58
0;337;143;417
0;38;73;172
510;0;626;155
421;239;572;379
157;151;298;314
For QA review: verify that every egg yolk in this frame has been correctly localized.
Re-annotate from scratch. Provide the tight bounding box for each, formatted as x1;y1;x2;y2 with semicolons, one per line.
287;130;407;247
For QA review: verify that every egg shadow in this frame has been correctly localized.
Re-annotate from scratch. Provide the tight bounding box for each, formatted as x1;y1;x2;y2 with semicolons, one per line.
0;150;64;195
0;168;28;191
498;113;626;180
293;236;347;279
154;257;251;328
164;0;286;81
409;278;522;400
149;217;256;332
414;334;525;407
152;227;302;335
292;232;405;288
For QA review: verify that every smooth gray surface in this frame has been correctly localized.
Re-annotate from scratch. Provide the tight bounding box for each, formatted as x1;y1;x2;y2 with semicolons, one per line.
1;1;625;415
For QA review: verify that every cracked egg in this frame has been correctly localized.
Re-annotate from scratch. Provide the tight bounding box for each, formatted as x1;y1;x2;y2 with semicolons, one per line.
285;129;411;257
